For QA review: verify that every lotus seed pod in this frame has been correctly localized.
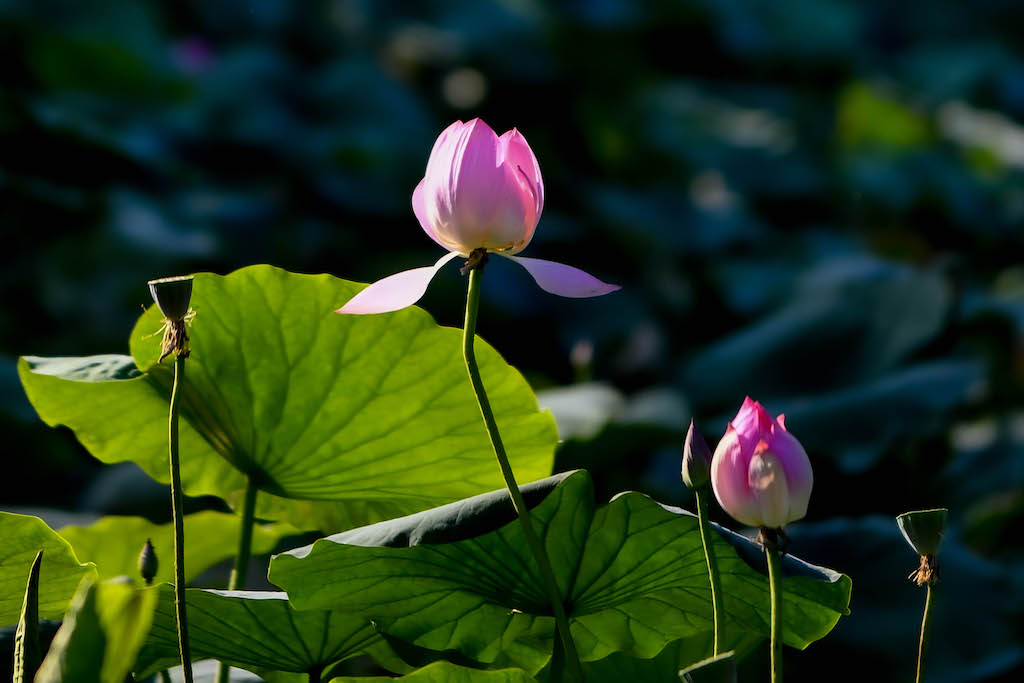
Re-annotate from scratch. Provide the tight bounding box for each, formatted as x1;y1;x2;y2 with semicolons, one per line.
148;275;194;321
897;508;948;557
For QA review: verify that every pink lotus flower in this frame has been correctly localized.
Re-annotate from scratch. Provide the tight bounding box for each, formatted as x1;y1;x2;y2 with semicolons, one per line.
336;119;619;315
711;397;813;529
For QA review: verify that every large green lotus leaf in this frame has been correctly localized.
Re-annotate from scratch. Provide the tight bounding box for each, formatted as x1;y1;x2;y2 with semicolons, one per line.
330;661;538;682
18;265;557;530
0;513;97;627
59;511;298;584
134;586;411;678
270;471;851;673
35;578;157;683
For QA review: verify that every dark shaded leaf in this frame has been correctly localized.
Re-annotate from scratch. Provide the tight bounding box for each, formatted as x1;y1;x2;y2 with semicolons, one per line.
271;471;850;673
135;586;410;678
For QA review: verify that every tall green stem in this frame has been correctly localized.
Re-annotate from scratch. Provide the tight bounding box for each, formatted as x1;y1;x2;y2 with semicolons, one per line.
915;582;937;683
764;539;783;683
694;488;724;654
462;263;584;682
169;353;194;683
216;478;259;683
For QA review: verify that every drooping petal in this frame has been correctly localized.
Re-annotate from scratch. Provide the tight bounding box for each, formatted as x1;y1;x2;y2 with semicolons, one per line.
500;255;620;298
711;428;761;527
335;252;459;315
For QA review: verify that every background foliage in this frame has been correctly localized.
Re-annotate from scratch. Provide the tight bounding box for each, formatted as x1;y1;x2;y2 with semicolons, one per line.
2;0;1022;680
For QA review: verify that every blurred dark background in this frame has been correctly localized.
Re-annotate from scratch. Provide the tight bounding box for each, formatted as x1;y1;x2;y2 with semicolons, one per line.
2;1;1022;681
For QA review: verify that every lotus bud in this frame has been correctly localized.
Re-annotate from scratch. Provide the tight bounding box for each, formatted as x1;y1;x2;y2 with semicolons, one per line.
335;119;618;315
710;397;813;529
682;419;712;490
138;538;159;585
415;119;543;258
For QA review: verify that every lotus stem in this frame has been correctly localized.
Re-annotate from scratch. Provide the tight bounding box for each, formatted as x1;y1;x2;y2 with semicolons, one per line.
695;487;724;654
462;255;584;682
915;580;937;683
168;352;194;683
216;477;258;683
763;530;783;683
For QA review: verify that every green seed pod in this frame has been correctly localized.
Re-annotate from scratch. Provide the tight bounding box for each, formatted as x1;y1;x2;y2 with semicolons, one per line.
148;275;194;322
897;508;948;557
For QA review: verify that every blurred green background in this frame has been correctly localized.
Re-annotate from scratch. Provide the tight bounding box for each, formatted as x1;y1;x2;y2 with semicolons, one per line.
2;0;1022;680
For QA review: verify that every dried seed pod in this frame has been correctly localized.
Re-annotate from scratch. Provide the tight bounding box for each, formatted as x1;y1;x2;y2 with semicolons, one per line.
148;276;194;322
148;275;195;361
897;508;948;557
898;508;947;586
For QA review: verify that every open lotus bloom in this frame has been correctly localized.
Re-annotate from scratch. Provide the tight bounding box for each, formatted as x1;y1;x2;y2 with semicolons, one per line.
337;119;620;315
711;397;813;529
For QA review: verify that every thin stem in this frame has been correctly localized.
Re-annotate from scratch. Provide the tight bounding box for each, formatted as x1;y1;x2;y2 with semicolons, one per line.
695;487;724;654
216;478;259;683
160;672;173;683
169;353;194;683
228;478;259;589
915;581;937;683
764;538;783;683
462;263;584;682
